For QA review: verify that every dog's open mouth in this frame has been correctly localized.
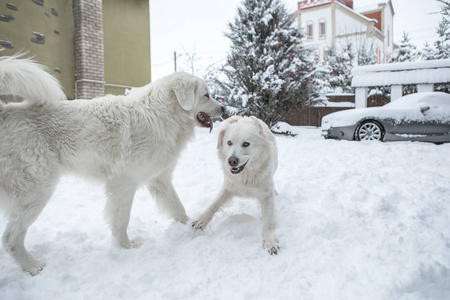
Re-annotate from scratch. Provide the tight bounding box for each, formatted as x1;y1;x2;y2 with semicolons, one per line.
230;161;248;174
197;112;213;133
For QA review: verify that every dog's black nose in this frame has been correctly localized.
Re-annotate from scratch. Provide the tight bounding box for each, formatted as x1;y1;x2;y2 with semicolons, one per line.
221;106;225;113
228;156;238;166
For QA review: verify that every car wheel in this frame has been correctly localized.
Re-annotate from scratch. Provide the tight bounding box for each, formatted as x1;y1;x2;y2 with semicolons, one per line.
355;121;384;141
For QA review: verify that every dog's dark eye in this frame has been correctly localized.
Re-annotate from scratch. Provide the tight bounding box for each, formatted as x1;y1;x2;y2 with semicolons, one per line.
227;140;232;146
242;142;250;147
205;93;210;99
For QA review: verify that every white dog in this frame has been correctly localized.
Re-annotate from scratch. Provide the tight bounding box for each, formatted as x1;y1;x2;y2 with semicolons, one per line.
192;116;279;255
0;55;223;275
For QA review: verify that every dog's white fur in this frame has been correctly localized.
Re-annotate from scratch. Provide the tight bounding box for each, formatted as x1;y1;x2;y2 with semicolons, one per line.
0;55;222;275
192;116;279;254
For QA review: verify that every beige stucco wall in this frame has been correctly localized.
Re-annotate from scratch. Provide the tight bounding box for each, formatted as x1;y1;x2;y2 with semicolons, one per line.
0;0;75;99
103;0;151;95
1;0;151;99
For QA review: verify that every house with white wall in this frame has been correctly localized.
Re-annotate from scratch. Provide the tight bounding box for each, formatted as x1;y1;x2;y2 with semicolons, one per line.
297;0;395;63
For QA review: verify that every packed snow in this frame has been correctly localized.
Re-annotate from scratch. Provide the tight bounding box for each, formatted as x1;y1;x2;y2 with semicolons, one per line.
1;124;450;300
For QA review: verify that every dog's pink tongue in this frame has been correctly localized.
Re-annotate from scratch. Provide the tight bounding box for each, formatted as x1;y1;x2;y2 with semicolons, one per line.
198;112;213;133
204;113;213;133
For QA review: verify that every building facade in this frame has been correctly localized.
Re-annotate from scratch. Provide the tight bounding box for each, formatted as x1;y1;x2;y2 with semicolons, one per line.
297;0;395;63
0;0;151;99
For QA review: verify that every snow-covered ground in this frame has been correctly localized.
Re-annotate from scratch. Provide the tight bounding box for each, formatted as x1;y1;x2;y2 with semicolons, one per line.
1;125;449;300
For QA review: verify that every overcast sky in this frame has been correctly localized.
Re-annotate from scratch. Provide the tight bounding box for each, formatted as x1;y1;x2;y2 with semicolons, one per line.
149;0;443;80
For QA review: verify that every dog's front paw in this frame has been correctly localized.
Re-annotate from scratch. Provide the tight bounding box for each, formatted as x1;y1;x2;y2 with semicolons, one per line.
129;240;143;249
192;219;205;230
117;240;142;249
22;260;46;276
192;211;214;230
263;240;279;255
192;217;210;231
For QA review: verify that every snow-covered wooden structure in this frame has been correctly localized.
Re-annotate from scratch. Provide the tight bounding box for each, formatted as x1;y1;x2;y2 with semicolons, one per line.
351;59;450;108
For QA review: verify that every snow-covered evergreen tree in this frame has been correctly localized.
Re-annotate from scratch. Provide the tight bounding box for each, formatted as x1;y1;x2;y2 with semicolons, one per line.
308;57;331;101
420;41;437;60
211;0;329;129
434;0;450;59
389;32;419;62
323;45;354;93
356;41;377;66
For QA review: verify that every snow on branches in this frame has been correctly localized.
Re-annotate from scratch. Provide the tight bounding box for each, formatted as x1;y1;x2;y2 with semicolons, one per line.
207;0;330;129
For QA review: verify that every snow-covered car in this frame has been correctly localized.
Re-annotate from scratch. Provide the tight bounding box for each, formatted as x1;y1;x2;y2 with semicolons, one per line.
321;92;450;143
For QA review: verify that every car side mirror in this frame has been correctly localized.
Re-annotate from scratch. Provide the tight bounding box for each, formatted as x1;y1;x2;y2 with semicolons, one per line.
420;106;430;113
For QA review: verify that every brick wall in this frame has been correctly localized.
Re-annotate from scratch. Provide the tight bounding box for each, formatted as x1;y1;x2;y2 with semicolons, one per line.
73;0;104;99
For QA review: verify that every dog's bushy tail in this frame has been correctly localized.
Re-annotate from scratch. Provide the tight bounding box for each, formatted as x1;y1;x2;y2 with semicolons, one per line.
0;54;66;104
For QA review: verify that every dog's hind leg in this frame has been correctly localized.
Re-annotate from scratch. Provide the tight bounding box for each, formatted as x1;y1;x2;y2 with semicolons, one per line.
147;174;189;224
2;187;55;275
104;178;140;249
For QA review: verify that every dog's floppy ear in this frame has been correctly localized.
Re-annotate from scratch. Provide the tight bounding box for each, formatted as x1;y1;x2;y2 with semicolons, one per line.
226;116;242;125
173;79;196;111
249;116;265;137
217;127;226;149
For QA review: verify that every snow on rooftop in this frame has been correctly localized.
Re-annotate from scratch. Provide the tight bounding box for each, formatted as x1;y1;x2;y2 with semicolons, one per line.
351;59;450;87
298;0;332;10
354;0;395;16
299;0;378;24
354;4;382;13
335;1;378;23
353;0;387;10
353;59;450;74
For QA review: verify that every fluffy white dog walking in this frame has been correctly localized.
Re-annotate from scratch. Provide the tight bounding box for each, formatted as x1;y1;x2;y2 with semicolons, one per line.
192;116;279;254
0;55;223;275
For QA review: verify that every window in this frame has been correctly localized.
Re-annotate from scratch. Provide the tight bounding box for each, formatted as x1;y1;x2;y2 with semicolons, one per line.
319;19;326;39
307;21;313;40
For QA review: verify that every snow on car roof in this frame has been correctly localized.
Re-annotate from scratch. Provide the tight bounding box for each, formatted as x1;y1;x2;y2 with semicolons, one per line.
385;92;450;108
322;92;450;127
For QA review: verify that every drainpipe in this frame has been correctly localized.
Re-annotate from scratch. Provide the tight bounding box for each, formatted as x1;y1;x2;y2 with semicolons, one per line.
74;79;105;99
74;79;135;99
